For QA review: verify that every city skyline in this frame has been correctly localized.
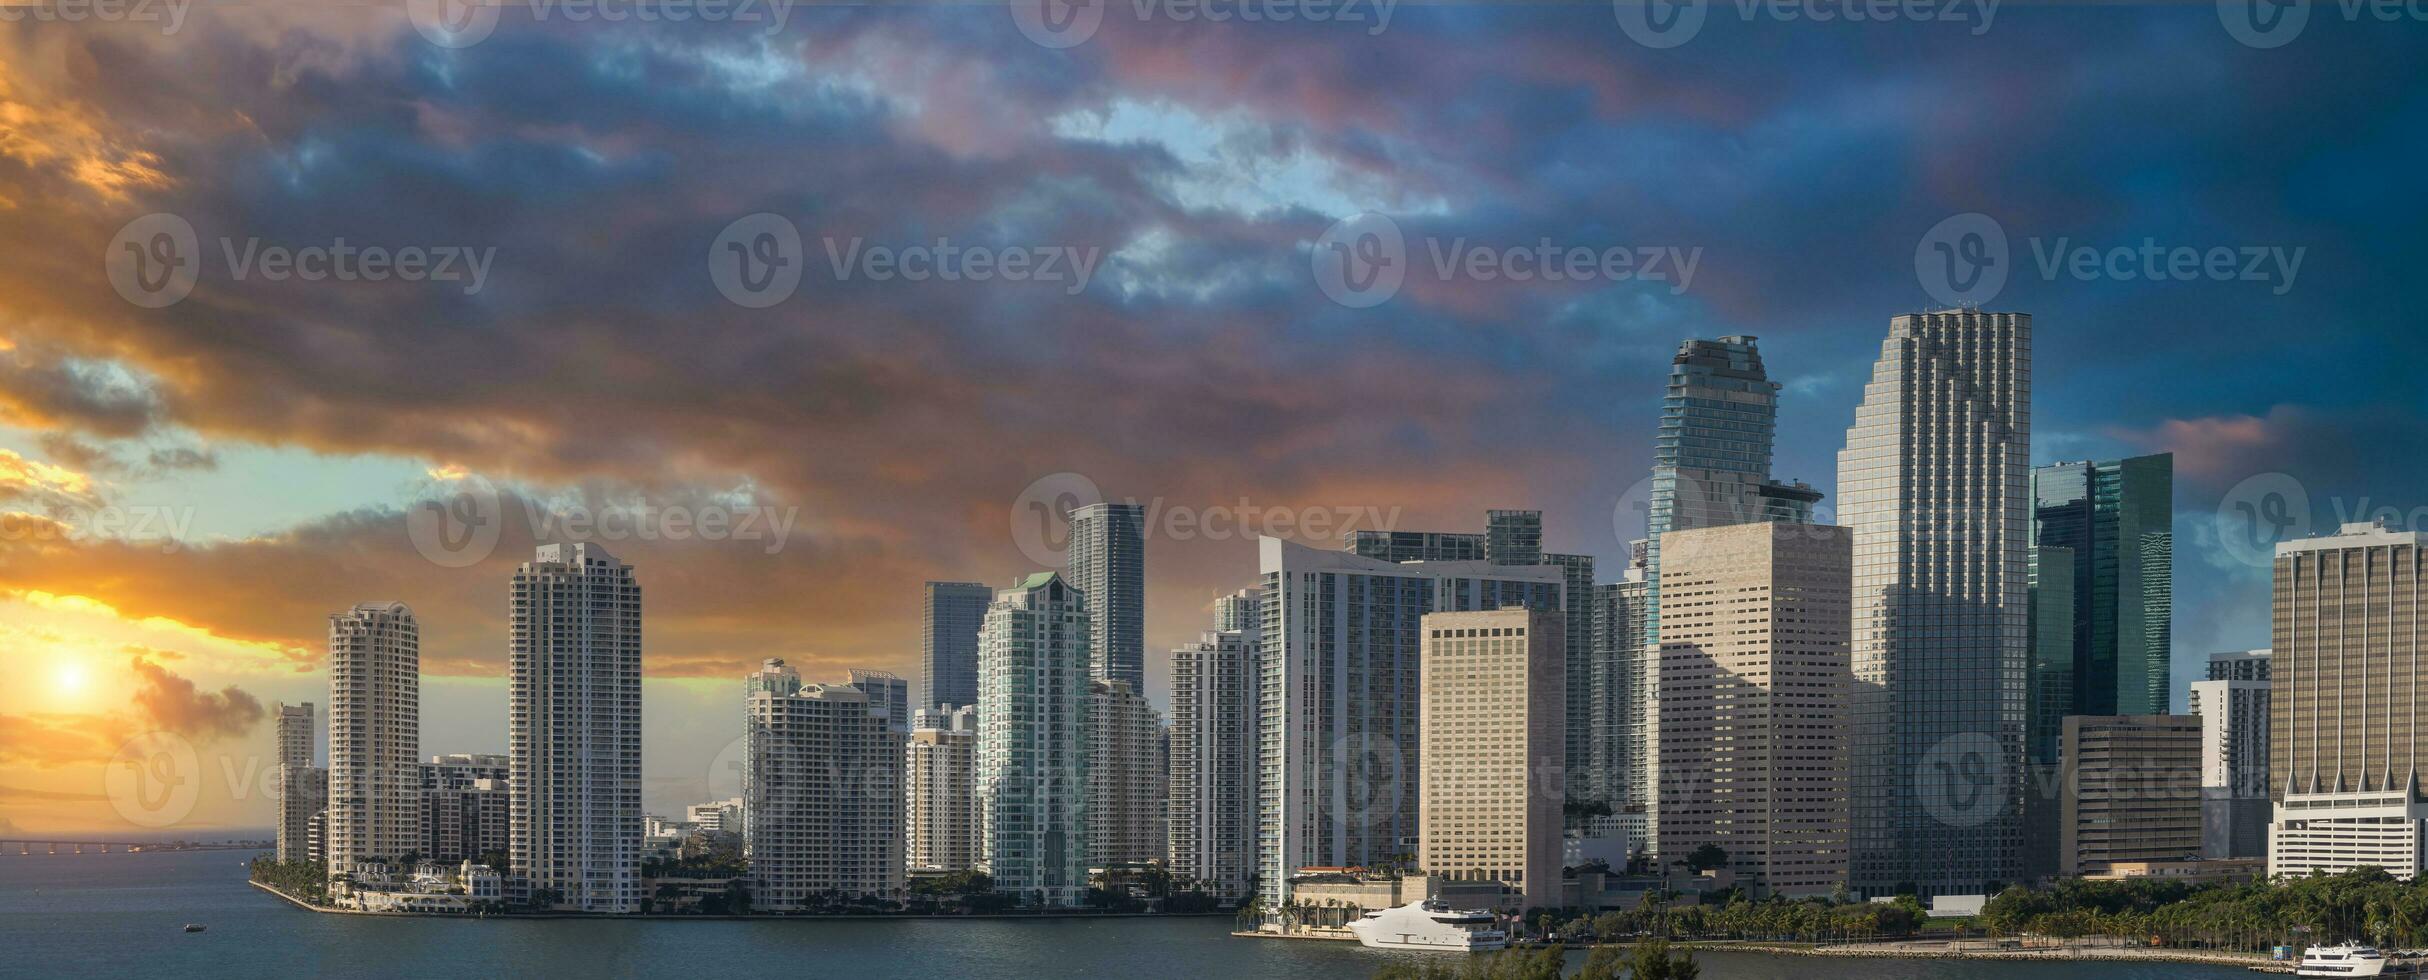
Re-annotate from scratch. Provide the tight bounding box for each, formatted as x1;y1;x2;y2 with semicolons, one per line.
6;5;2426;840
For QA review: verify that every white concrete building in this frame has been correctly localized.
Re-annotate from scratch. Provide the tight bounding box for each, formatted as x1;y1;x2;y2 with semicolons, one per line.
1169;628;1258;900
907;705;979;873
976;572;1093;906
1089;677;1164;869
421;753;511;865
510;543;643;913
1418;607;1566;911
2190;675;2271;860
326;602;420;875
744;659;906;908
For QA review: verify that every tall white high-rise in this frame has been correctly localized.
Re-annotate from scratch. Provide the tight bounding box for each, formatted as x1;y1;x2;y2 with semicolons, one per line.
976;572;1093;906
907;705;980;873
510;543;643;913
744;659;906;907
1088;678;1164;868
274;701;317;863
1839;310;2031;898
2190;675;2271;860
1069;502;1146;690
1256;537;1566;905
325;603;419;875
1169;628;1258;900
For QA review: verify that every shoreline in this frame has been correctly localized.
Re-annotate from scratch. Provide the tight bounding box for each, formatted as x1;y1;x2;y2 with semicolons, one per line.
248;880;1233;921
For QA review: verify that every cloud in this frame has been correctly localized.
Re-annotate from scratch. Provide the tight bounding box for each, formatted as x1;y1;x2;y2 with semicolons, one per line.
128;655;263;742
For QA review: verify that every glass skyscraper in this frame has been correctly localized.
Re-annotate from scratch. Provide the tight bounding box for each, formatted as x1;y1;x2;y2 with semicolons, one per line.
2029;454;2174;723
1069;502;1147;691
922;581;995;711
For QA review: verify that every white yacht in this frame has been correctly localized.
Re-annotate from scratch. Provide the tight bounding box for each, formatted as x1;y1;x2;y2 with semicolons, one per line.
2299;944;2391;977
1347;900;1509;952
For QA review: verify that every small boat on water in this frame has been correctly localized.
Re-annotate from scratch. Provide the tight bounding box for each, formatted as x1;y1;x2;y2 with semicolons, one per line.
1346;901;1508;952
2298;944;2397;977
182;924;207;934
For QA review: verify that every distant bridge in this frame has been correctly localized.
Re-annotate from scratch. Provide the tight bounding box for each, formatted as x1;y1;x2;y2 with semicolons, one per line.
0;839;267;855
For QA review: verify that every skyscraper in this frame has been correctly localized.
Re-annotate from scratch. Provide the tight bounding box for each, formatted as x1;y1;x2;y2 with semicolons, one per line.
1088;678;1164;868
274;701;317;863
847;669;911;734
1213;586;1263;633
1069;502;1147;690
744;659;906;908
420;753;511;865
2208;649;2272;682
1839;310;2031;898
1256;537;1566;905
325;602;419;874
510;543;643;913
906;704;980;873
2189;671;2270;860
1418;607;1565;911
2029;454;2175;733
1656;522;1852;897
2269;522;2428;878
923;581;995;711
1169;628;1259;900
976;572;1093;906
2059;715;2203;876
1589;570;1652;855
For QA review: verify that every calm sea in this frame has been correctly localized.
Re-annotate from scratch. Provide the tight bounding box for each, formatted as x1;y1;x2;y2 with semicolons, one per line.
0;850;2252;979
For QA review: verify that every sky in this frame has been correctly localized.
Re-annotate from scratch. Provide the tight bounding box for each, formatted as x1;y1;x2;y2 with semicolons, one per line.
2;0;2425;836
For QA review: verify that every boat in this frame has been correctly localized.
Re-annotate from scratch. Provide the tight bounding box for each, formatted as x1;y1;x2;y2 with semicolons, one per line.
182;924;207;934
2298;944;2390;977
1346;900;1509;952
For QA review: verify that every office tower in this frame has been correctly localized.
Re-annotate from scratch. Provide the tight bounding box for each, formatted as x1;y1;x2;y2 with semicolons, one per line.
2269;521;2428;878
1656;522;1853;897
1169;629;1258;899
976;572;1093;905
274;702;316;863
421;753;511;864
1839;310;2031;898
1485;509;1544;565
1589;570;1652;855
907;705;980;873
2059;715;2203;876
2021;544;2078;881
2208;649;2272;682
1089;678;1164;868
1069;502;1147;690
325;602;420;874
1213;586;1263;633
1256;537;1566;904
743;659;906;907
2030;455;2175;735
2190;676;2271;859
848;669;912;734
278;766;327;864
1418;607;1565;910
923;581;995;710
510;542;643;913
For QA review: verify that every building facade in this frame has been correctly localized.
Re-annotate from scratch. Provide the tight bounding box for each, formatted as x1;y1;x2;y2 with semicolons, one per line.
976;572;1093;905
1169;628;1259;900
2029;455;2175;739
510;543;643;913
326;602;420;874
923;581;996;711
848;669;912;734
907;705;980;873
1069;502;1147;690
2270;522;2428;879
1655;522;1852;897
1417;607;1565;910
1089;678;1164;868
1839;310;2032;898
2190;675;2271;860
2059;715;2203;876
1256;537;1566;905
1589;570;1652;857
421;753;511;865
275;701;317;863
2208;649;2272;682
744;659;907;907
